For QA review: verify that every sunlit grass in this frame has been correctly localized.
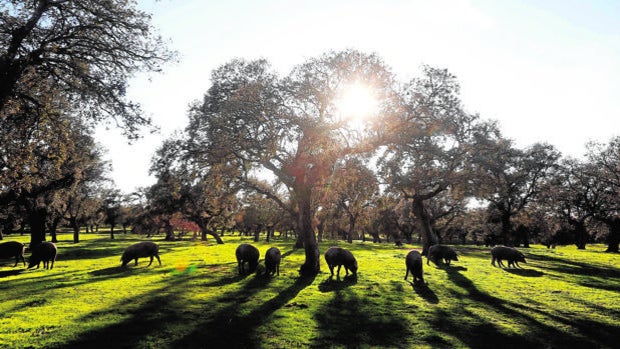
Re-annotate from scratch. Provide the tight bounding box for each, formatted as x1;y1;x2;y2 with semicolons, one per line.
0;232;618;348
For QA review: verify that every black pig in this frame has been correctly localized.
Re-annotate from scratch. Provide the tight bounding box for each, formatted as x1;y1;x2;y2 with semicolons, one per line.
324;246;357;277
121;241;161;267
427;245;458;266
264;247;281;276
491;246;526;268
28;242;57;270
404;250;424;283
0;241;26;267
236;243;259;275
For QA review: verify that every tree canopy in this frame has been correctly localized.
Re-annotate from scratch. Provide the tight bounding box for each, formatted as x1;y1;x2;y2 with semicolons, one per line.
0;0;175;137
183;50;397;274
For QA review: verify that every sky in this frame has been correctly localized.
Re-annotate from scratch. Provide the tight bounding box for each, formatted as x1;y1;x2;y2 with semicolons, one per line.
95;0;620;194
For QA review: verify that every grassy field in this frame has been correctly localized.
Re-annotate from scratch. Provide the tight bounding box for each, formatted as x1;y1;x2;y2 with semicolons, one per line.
0;232;618;349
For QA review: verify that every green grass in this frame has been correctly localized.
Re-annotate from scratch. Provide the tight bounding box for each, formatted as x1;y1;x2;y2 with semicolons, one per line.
0;233;618;349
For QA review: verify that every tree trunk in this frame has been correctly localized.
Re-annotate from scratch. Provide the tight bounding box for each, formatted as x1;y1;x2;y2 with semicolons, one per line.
523;236;530;248
210;229;224;244
253;225;261;242
72;218;80;243
412;198;438;255
298;197;319;275
605;218;620;253
266;226;274;242
294;232;304;249
164;219;175;241
370;227;381;243
347;217;355;243
110;225;115;239
28;207;47;249
317;220;324;243
573;221;588;250
399;226;413;244
199;225;224;244
515;225;530;248
47;215;61;243
500;211;512;246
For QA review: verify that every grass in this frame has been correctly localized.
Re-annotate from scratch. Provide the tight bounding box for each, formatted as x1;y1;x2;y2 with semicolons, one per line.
0;232;618;349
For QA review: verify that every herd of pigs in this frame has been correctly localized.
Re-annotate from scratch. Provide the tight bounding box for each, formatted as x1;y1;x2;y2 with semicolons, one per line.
0;240;527;284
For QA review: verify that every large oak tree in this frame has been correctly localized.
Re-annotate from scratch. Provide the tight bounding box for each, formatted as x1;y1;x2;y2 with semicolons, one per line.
185;50;396;275
378;66;496;253
585;137;620;252
471;140;561;246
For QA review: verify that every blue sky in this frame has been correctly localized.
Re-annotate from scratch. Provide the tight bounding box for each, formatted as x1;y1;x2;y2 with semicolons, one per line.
97;0;620;193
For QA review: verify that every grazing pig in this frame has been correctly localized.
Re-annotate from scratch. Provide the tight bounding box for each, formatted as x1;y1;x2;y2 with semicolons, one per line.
491;246;526;268
28;242;57;270
324;246;357;277
236;243;259;275
404;250;424;283
427;245;459;266
121;241;161;267
264;247;281;276
0;241;26;267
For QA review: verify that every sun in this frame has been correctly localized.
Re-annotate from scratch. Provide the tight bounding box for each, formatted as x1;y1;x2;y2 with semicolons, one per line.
335;82;379;124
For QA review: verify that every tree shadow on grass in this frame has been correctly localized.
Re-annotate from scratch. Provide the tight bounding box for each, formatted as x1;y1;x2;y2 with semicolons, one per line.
510;296;620;349
449;265;468;271
201;273;246;287
89;266;126;276
409;281;439;304
577;280;620;292
88;264;170;279
427;262;468;271
59;246;126;261
0;269;99;302
440;267;615;348
527;254;620;278
318;274;357;292
528;253;620;292
172;274;316;348
564;295;620;320
47;273;201;349
0;269;24;278
311;288;413;348
503;268;544;277
280;249;297;259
